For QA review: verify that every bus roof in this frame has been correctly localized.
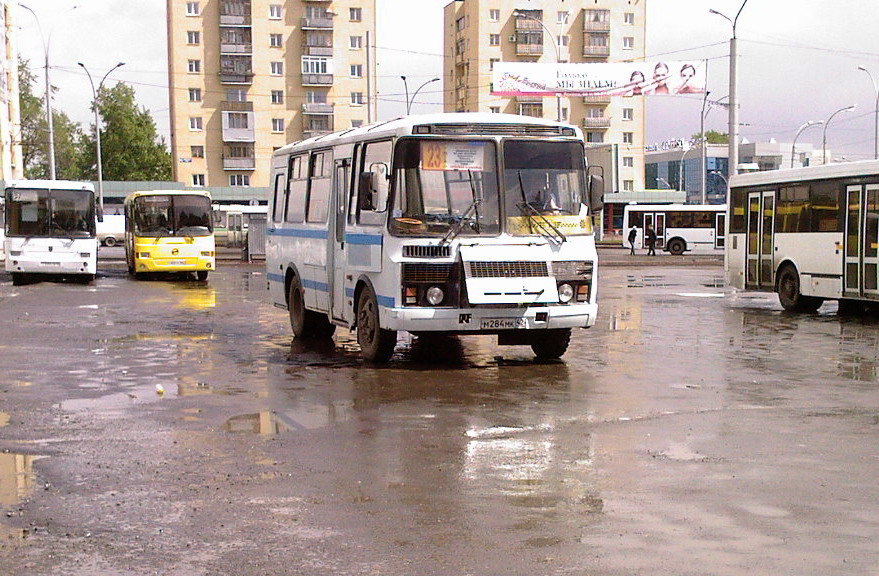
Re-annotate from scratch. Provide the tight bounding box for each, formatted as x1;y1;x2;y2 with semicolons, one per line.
6;179;95;192
624;203;726;211
273;112;584;157
730;159;879;189
124;189;213;203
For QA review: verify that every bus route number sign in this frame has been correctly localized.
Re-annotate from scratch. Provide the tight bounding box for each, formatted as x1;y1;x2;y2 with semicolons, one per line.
421;142;485;172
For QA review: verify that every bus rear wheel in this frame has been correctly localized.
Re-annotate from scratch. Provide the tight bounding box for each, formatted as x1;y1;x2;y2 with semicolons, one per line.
531;328;572;360
777;264;823;312
667;238;686;256
288;275;335;339
356;285;396;363
196;270;208;281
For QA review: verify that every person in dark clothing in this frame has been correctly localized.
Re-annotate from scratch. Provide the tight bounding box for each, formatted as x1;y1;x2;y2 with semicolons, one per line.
645;225;657;256
627;226;638;255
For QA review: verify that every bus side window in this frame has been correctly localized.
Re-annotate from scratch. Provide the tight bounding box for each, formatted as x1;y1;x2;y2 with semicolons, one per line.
356;140;392;226
271;172;285;223
286;155;307;223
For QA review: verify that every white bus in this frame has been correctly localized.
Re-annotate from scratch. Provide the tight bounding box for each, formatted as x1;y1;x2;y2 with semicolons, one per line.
622;203;726;255
212;203;267;247
726;160;879;312
267;113;604;362
4;180;98;285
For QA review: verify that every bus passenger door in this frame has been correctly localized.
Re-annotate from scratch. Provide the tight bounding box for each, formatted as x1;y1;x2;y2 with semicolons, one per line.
654;213;666;249
845;184;879;297
746;191;775;289
330;159;351;321
715;212;726;249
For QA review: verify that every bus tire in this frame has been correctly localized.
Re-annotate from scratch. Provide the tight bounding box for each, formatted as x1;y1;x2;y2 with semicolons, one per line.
196;270;208;281
356;285;396;363
287;275;335;339
531;328;572;360
104;236;117;247
11;273;28;286
777;264;822;312
667;238;686;255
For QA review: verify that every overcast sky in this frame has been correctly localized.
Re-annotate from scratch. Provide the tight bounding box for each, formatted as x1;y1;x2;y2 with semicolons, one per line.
15;0;879;161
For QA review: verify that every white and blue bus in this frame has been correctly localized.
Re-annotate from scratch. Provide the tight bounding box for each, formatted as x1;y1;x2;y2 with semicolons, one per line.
622;203;726;255
266;113;604;362
727;160;879;312
4;180;98;285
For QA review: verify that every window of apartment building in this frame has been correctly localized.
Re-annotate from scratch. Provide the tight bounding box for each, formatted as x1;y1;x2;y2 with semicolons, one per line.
586;107;603;118
561;107;568;121
191;145;204;158
270;61;283;75
622;156;634;168
306;90;328;104
272;118;285;133
351;92;365;105
187;31;200;45
349;7;362;21
302;56;329;74
187;59;201;73
230;174;250;186
455;16;466;32
518;103;542;118
269;4;282;19
624;12;635;25
489;106;500;114
186;2;199;16
351;120;364;128
622;107;635;121
270;33;283;48
226;88;247;101
586;9;610;24
489;34;500;46
456;38;466;55
350;64;363;77
586;33;609;48
228;112;249;129
623;37;635;50
188;88;202;103
586;132;603;143
489;9;500;22
623;180;634;192
350;35;362;49
192;174;205;186
271;90;284;104
558;35;569;47
557;11;569;24
623;132;634;144
189;117;203;130
489;58;500;70
307;116;331;131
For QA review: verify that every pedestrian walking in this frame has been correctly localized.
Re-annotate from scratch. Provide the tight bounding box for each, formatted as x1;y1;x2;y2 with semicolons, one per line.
627;226;638;255
645;225;657;256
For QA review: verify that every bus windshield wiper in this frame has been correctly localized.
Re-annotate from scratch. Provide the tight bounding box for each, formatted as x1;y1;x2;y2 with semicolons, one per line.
516;171;566;245
440;197;481;246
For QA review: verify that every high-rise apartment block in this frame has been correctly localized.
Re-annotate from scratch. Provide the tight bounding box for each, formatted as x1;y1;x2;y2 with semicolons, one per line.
167;0;376;190
1;0;22;181
443;0;647;193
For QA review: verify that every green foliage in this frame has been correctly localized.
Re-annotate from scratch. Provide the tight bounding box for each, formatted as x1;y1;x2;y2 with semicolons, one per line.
79;83;172;181
695;130;729;144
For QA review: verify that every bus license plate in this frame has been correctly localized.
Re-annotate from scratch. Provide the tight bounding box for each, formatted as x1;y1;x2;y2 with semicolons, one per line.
166;259;188;266
480;318;527;330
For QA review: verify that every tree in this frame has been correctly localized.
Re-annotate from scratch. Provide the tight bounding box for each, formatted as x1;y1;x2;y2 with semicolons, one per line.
693;130;729;145
17;57;86;180
80;82;172;181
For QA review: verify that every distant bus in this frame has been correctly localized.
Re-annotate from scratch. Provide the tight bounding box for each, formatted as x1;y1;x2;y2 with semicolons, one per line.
124;190;215;280
267;112;604;362
4;180;98;285
622;203;726;255
727;159;879;312
96;213;125;247
212;204;267;247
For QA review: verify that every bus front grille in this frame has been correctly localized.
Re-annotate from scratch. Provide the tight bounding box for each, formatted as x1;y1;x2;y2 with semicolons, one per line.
403;245;452;258
467;261;549;278
402;263;455;283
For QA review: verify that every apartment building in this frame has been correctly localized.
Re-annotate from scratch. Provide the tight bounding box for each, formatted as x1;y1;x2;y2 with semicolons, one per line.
167;0;376;190
1;0;22;181
443;0;647;193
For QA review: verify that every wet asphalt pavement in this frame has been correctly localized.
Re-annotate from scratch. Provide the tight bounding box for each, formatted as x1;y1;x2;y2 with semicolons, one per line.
1;249;878;575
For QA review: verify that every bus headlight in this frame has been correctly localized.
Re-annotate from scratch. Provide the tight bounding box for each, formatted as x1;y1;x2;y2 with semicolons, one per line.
558;283;574;303
139;252;151;258
426;286;445;306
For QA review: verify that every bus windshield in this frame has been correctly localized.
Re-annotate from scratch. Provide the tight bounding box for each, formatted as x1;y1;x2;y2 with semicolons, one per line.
133;195;213;237
502;140;586;222
389;139;500;237
5;187;95;238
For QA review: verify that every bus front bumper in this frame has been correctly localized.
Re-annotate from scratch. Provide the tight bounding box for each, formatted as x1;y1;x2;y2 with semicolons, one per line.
380;303;597;333
135;257;215;272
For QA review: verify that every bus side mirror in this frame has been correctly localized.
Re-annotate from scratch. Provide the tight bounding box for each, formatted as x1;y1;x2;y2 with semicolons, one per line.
588;172;604;214
358;172;376;211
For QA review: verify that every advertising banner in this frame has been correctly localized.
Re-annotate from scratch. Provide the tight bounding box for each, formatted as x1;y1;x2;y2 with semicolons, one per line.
492;61;707;97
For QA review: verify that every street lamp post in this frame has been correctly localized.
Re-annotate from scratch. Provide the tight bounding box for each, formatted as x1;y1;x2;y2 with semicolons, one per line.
710;0;750;180
408;77;440;114
822;104;856;164
513;10;562;122
858;66;879;160
791;120;823;168
18;3;78;180
679;144;693;195
78;62;125;213
400;76;409;115
700;92;729;204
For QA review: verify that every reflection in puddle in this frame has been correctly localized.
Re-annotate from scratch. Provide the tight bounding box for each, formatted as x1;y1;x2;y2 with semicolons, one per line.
0;412;8;428
0;451;38;539
225;405;353;435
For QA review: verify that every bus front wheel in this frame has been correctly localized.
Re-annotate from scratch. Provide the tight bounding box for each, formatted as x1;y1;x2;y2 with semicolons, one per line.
531;328;572;360
356;285;396;363
777;264;823;312
196;270;208;281
667;238;686;256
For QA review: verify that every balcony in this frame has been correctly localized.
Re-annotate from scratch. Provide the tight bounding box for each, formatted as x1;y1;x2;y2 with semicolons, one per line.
302;103;334;114
516;43;544;57
220;0;251;25
301;17;334;29
516;95;543;103
301;73;333;86
220;42;252;54
304;46;333;57
582;117;611;129
223;157;256;170
221;111;256;143
582;44;610;58
583;94;611;104
220;55;253;84
220;14;251;26
221;100;254;112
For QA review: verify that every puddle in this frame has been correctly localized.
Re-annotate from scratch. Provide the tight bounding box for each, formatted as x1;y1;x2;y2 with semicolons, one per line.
225;405;354;436
0;451;39;540
0;412;8;428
